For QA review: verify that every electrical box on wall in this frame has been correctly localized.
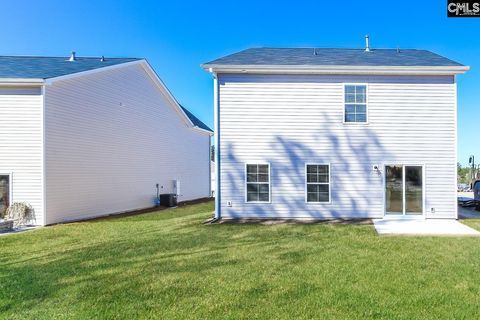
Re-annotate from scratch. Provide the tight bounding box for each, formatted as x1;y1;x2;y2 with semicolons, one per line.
173;179;181;196
226;201;232;207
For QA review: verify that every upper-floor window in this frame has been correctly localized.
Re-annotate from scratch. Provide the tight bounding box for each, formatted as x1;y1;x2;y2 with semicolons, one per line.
246;164;270;203
344;84;367;123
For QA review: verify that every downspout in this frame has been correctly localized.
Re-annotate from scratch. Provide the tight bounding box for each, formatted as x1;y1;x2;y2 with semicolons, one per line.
454;75;458;220
41;84;47;226
212;70;221;220
208;134;212;199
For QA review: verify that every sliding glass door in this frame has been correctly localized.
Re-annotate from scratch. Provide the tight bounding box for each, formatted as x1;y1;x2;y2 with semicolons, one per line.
385;166;403;214
405;166;423;214
385;165;423;216
0;174;10;217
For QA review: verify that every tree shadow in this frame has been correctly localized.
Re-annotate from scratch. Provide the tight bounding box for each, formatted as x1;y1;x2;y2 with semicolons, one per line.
220;112;391;219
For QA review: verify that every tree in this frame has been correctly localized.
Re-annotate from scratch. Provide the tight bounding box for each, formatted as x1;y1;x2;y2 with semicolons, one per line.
457;162;471;184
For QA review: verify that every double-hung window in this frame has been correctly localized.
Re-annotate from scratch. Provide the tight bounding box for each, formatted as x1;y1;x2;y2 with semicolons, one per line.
344;84;367;123
246;164;270;202
306;164;330;203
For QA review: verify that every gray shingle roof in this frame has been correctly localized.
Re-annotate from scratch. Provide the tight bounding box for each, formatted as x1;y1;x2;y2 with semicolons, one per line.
180;105;212;132
0;56;142;79
203;48;464;67
0;55;212;132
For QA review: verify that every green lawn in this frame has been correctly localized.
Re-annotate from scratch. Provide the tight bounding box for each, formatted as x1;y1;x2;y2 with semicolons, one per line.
1;201;480;319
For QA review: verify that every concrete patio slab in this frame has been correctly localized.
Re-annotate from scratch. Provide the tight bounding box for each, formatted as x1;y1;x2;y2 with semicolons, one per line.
0;225;39;237
373;219;480;236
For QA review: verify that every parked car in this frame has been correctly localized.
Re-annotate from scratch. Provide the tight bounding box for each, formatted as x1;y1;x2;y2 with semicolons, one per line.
473;180;480;210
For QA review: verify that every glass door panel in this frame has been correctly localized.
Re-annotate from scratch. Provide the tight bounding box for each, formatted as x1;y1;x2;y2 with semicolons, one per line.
385;166;403;214
0;175;10;216
405;166;423;215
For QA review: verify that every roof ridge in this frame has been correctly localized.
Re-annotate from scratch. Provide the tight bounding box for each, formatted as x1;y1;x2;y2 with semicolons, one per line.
0;55;143;59
202;47;465;68
255;47;424;51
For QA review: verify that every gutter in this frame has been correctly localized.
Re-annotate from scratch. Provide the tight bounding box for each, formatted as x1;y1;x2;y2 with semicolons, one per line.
0;78;45;86
191;126;213;136
201;64;470;76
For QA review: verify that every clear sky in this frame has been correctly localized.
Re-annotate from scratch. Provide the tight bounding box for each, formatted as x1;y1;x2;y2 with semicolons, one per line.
1;0;478;165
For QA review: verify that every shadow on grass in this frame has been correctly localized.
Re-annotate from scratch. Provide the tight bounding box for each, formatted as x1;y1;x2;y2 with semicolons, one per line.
1;201;479;319
1;200;329;316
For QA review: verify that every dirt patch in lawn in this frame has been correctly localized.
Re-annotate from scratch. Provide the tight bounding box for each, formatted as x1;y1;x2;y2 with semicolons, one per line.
206;217;372;225
50;197;214;225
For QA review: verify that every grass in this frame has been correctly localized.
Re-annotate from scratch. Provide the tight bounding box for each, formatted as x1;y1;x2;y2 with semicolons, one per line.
1;200;480;319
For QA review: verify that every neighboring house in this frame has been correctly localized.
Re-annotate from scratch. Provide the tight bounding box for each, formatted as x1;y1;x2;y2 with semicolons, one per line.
202;43;468;220
0;53;212;225
211;161;215;196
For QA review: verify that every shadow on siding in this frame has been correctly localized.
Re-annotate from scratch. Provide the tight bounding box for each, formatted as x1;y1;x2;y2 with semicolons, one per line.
221;114;391;219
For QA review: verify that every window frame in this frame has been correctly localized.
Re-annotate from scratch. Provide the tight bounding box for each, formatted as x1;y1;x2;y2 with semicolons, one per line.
244;163;271;204
0;172;13;214
304;163;331;204
343;83;369;124
382;163;426;217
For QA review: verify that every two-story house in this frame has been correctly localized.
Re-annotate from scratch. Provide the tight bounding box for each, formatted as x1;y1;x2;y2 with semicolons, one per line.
202;43;468;220
0;54;212;225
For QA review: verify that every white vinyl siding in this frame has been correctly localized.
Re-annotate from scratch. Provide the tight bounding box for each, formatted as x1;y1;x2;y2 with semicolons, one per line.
217;74;456;219
0;87;44;222
44;64;210;224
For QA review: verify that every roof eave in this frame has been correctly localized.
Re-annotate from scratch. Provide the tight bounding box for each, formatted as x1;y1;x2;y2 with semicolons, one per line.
201;64;470;75
192;126;214;135
0;78;45;85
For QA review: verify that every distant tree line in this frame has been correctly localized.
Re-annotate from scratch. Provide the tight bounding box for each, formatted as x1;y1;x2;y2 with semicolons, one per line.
458;162;478;184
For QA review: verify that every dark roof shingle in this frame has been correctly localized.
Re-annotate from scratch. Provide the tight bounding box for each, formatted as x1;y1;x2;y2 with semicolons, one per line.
0;55;212;133
204;48;464;67
0;56;141;79
180;105;212;132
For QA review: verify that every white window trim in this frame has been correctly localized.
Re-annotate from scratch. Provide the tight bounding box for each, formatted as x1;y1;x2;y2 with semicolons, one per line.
305;163;331;204
0;171;13;210
342;83;369;124
382;163;425;218
244;163;271;204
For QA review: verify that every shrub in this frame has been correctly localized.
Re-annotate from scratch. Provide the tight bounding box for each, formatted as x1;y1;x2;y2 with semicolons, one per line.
5;202;35;227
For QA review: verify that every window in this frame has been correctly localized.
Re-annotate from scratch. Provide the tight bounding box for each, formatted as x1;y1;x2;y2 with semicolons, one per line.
306;164;330;203
344;84;367;123
246;164;270;202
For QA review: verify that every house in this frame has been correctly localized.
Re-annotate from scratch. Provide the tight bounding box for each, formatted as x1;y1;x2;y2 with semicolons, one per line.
0;53;212;225
202;42;468;220
211;161;216;196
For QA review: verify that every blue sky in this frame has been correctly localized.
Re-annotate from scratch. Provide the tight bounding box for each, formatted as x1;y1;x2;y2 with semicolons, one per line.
1;0;478;165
